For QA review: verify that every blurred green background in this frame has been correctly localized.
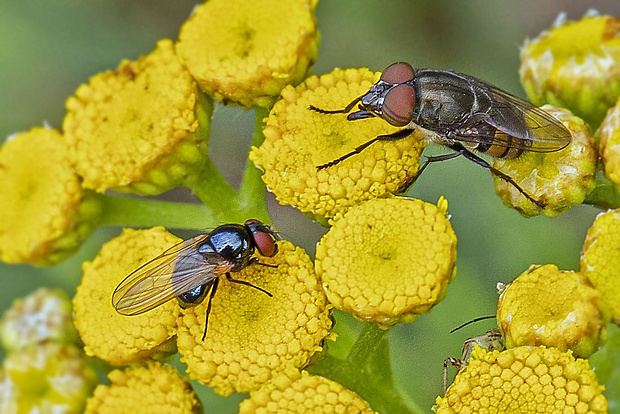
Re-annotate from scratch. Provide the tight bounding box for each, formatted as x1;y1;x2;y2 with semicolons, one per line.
2;0;620;412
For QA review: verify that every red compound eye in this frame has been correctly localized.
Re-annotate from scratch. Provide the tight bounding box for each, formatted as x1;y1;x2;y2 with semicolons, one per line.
380;62;414;84
244;219;278;257
382;84;415;126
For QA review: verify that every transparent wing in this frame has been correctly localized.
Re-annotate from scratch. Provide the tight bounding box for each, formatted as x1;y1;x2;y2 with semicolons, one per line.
474;79;572;152
112;235;234;315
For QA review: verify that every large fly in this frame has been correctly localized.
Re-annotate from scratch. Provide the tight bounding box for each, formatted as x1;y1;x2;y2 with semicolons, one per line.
310;62;572;208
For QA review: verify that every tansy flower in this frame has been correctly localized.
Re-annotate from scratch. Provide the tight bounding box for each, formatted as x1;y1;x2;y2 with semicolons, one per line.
239;368;376;413
176;0;319;109
73;227;181;365
250;68;426;220
1;288;79;353
496;264;610;359
598;96;620;187
315;197;456;327
0;343;98;414
63;39;212;195
0;127;101;266
492;106;596;217
84;361;201;414
520;12;620;128
580;208;620;323
435;346;608;413
176;241;332;396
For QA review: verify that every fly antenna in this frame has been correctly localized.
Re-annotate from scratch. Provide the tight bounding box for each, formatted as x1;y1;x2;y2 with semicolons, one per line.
450;315;496;334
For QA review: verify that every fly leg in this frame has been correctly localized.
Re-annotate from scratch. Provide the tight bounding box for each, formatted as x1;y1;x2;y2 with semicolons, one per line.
317;128;415;170
202;277;219;341
308;95;364;114
225;273;273;297
457;146;546;208
402;150;466;191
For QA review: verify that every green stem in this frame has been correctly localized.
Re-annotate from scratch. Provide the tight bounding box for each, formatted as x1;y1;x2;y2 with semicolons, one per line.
584;171;620;209
307;323;424;414
98;194;219;230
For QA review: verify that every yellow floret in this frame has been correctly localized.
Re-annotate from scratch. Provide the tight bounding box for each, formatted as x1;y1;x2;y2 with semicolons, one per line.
0;127;101;266
1;288;79;353
63;39;212;194
598;96;620;187
497;264;610;359
435;346;607;413
177;241;332;396
85;361;201;414
239;368;376;413
250;68;425;219
0;343;97;414
492;106;596;217
73;227;181;365
315;197;456;327
176;0;319;109
580;208;620;323
520;12;620;127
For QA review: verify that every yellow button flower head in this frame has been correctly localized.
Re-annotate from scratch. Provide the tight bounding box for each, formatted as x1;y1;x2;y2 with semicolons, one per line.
177;241;332;396
598;96;620;186
492;106;596;217
74;227;181;365
0;343;98;414
250;68;426;220
435;346;608;414
580;208;620;323
315;197;456;327
85;361;201;414
520;12;620;128
63;39;211;195
239;368;376;413
497;264;610;359
176;0;319;109
1;288;79;353
0;127;101;266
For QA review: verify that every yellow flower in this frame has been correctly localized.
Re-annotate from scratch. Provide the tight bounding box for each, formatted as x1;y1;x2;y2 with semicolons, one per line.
492;106;596;217
63;39;212;195
176;0;319;109
73;227;181;365
598;96;620;187
176;241;332;396
239;368;376;413
0;127;101;266
250;68;425;220
520;12;620;128
315;197;456;327
435;346;608;414
580;208;620;323
497;264;609;359
0;343;98;414
85;361;201;414
1;288;79;353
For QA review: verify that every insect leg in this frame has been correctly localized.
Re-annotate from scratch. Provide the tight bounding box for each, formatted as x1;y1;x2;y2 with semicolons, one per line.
202;277;220;341
248;257;278;269
317;128;415;170
443;357;465;395
457;147;546;208
308;95;364;114
225;273;273;297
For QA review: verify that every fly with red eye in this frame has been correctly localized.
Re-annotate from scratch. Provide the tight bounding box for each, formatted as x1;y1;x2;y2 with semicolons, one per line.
309;62;573;208
112;219;281;340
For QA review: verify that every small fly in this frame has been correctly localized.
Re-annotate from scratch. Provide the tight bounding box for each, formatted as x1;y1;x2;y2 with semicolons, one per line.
112;219;280;340
310;62;572;208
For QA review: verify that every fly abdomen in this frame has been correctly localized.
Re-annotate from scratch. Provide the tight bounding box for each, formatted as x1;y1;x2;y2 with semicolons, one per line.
478;130;532;159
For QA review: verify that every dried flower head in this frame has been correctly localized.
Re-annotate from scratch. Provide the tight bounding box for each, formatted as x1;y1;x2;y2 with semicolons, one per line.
315;197;456;327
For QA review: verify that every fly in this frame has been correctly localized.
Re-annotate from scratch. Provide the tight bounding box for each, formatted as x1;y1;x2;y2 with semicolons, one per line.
112;219;280;340
310;62;572;208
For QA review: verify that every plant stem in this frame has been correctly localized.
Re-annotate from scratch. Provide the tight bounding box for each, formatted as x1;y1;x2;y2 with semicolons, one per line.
584;171;620;209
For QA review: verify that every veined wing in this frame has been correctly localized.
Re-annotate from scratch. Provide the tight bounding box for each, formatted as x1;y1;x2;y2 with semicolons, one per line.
112;235;234;315
473;78;572;152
